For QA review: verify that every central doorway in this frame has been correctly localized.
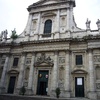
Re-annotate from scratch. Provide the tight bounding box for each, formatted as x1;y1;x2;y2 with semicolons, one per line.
7;76;16;94
37;70;49;95
75;77;84;97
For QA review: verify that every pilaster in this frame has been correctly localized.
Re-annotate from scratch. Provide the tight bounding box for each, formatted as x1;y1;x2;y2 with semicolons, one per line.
51;51;58;97
88;49;97;100
27;52;35;95
54;10;60;39
16;53;26;94
0;55;9;93
25;14;32;41
64;50;71;97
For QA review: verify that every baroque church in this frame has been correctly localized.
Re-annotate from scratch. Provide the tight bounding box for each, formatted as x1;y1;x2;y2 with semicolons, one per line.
0;0;100;99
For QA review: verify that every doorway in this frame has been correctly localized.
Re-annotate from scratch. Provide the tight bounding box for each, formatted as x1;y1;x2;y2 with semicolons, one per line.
7;76;16;94
37;70;49;95
75;77;84;97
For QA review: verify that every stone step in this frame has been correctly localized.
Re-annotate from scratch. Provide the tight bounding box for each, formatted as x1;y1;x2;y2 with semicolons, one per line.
0;94;92;100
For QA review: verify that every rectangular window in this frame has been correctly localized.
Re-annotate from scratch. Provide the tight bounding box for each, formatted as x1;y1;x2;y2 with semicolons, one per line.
76;55;83;65
13;57;19;67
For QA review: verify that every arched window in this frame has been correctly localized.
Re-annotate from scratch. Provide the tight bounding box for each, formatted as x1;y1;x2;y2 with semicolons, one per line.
44;20;52;34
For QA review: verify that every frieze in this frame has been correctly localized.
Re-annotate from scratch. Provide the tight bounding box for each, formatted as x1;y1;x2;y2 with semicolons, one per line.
23;44;69;52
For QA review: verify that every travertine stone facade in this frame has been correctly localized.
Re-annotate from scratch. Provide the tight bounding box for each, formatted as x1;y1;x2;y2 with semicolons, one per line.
0;0;100;100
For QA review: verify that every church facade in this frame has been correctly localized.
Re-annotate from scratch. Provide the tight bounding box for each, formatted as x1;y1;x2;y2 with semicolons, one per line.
0;0;100;99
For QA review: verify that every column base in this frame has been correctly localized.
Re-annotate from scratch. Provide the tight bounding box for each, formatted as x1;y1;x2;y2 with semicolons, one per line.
26;89;33;95
0;87;6;94
87;91;97;100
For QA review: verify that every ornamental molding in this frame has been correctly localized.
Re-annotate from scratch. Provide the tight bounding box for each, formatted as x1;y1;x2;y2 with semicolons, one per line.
34;53;54;67
71;69;88;74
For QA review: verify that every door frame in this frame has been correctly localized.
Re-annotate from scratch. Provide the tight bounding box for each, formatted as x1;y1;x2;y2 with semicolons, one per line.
75;77;84;97
37;70;49;95
7;76;16;94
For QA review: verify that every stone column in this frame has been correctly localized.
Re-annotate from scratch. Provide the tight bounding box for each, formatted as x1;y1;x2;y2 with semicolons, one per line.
0;55;9;93
27;53;35;95
51;51;58;96
16;53;26;93
64;50;70;97
88;49;97;100
55;10;60;39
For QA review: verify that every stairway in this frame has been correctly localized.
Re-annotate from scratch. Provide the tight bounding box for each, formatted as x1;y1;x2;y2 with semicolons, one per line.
0;94;92;100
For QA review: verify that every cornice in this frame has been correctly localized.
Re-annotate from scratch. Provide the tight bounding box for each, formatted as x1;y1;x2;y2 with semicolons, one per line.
28;2;70;12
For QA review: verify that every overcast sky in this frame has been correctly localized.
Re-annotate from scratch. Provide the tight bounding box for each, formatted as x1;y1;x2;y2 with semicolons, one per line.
0;0;100;36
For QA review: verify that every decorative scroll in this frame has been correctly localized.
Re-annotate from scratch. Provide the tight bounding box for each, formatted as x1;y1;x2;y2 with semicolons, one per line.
34;53;54;67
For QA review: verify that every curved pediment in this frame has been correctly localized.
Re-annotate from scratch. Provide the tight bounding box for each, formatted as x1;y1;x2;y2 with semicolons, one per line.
34;53;54;67
71;69;88;74
8;69;19;74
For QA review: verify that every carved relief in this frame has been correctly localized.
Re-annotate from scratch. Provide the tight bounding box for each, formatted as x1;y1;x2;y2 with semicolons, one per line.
96;83;100;89
26;58;31;65
59;57;65;64
58;81;64;89
34;53;54;67
96;67;100;80
94;55;100;62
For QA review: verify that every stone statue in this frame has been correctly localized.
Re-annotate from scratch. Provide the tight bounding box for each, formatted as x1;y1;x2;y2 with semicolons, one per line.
0;31;3;40
86;18;91;30
4;29;8;39
96;19;100;30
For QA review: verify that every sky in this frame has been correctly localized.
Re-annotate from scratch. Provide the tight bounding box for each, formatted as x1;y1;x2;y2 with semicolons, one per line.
0;0;100;36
